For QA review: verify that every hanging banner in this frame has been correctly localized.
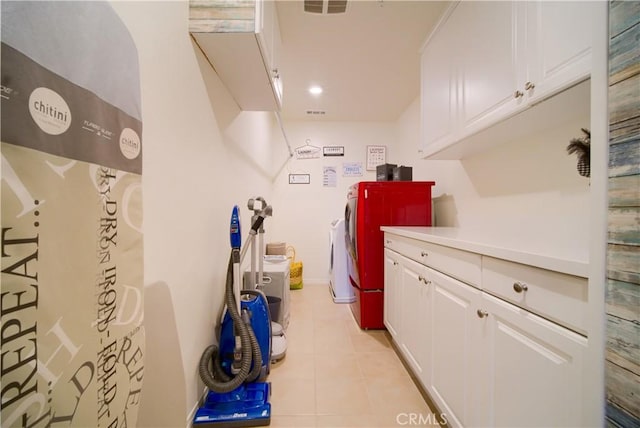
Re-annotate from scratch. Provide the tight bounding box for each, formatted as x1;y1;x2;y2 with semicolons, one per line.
1;2;144;427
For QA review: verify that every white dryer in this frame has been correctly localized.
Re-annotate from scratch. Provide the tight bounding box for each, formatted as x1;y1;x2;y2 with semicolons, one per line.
329;218;354;303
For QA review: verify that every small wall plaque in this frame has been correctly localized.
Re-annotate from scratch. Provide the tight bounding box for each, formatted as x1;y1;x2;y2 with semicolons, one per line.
323;146;345;157
289;173;311;184
343;162;363;177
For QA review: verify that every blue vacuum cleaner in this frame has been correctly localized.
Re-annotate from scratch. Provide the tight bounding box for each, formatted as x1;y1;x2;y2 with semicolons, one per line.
193;203;273;427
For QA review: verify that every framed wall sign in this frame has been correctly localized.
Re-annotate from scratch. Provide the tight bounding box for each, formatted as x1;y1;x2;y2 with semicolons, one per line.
323;146;344;157
342;162;363;177
289;173;311;184
366;145;387;170
323;166;337;187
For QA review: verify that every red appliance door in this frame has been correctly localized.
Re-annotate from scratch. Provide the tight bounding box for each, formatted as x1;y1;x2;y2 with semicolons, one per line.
345;185;360;289
356;182;434;291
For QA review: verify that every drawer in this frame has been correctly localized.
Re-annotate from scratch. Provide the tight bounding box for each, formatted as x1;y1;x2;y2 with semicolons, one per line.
482;256;588;335
384;234;481;288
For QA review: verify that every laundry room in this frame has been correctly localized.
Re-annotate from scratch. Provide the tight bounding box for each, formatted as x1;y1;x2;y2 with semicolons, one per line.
1;1;638;428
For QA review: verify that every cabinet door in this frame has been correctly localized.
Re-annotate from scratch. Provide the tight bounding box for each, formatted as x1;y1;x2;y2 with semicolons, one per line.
256;0;282;108
458;1;526;136
270;7;283;105
429;268;482;428
473;292;587;427
399;256;432;382
383;249;401;339
420;7;459;153
525;1;597;103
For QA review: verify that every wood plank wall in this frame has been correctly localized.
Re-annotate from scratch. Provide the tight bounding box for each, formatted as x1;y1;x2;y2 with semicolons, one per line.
189;0;256;33
606;2;640;427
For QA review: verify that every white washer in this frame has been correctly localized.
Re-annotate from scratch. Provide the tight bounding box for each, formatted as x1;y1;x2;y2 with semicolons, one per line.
329;218;355;303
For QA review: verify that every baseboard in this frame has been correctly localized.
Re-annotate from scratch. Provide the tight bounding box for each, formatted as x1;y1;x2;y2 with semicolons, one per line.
186;386;209;428
387;335;449;428
300;278;329;286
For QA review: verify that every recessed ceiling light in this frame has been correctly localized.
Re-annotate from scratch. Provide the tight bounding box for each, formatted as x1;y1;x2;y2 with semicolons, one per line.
309;85;323;95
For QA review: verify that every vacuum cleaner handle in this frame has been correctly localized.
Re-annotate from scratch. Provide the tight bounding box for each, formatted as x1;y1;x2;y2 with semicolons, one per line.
249;204;272;233
230;205;241;249
250;215;265;233
248;197;272;233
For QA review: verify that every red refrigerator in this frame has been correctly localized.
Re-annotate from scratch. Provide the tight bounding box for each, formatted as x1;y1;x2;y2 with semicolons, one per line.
345;181;435;329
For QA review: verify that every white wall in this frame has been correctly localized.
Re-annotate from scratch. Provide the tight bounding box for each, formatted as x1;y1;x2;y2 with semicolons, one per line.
270;121;397;282
111;1;592;424
110;2;284;426
272;97;591;284
398;98;591;260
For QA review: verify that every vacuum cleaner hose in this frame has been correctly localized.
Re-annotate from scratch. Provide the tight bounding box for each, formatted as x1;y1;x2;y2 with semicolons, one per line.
241;289;269;383
198;255;259;393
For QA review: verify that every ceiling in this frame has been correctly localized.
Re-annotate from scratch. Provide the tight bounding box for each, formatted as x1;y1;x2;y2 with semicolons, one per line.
275;0;450;122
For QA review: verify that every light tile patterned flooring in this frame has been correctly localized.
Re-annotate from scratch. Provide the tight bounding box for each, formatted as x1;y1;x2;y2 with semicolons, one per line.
268;284;438;427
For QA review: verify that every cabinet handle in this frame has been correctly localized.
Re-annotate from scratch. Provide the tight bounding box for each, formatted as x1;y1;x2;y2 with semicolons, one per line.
477;309;489;318
272;68;280;79
524;81;535;91
418;276;431;285
514;90;524;99
421;251;428;257
513;281;528;293
393;261;398;266
386;239;392;244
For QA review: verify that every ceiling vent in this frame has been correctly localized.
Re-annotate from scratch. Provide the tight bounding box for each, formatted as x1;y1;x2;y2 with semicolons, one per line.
306;110;326;116
304;0;347;14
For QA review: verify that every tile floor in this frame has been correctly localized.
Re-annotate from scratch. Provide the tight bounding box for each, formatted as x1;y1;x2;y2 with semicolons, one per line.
268;284;440;427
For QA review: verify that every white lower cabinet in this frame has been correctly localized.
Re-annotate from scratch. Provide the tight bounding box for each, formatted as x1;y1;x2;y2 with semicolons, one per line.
384;249;432;379
383;234;588;428
383;249;402;339
474;292;587;428
429;268;482;428
399;256;432;381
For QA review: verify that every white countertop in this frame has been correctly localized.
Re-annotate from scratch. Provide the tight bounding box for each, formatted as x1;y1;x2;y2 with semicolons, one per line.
381;226;589;278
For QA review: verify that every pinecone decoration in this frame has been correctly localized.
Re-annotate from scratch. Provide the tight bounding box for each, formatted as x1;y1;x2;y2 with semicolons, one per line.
567;128;590;177
576;156;590;177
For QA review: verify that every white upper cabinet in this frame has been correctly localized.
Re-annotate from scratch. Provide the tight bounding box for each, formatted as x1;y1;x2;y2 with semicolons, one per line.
256;0;283;104
189;0;283;111
420;6;459;151
420;1;597;159
458;1;525;137
524;1;598;104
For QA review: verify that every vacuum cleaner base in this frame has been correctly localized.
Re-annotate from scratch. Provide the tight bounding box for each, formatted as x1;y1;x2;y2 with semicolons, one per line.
193;382;271;427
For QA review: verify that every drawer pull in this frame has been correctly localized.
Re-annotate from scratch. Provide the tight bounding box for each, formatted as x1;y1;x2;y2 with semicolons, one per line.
393;261;398;266
421;251;428;257
386;239;392;244
513;282;528;293
477;309;489;319
418;276;432;285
